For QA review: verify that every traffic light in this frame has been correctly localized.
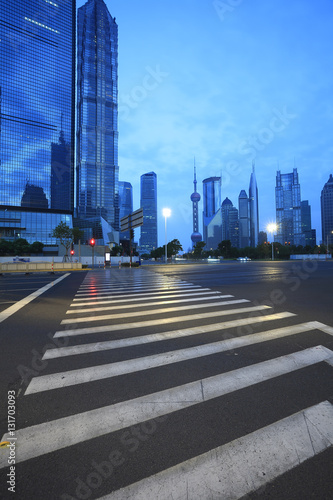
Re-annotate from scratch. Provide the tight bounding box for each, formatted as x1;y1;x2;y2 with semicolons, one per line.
89;238;95;247
70;242;74;255
70;249;75;256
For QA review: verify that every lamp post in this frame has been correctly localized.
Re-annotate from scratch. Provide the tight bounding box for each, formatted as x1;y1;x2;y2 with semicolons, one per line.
162;208;171;263
267;223;277;261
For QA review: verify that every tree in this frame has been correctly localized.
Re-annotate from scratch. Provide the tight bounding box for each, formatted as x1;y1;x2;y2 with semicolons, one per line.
30;241;44;254
192;241;206;258
217;240;232;259
52;222;73;260
167;239;183;257
72;227;84;244
13;238;30;255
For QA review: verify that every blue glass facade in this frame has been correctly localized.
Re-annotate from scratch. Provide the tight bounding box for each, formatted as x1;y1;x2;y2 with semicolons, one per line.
202;176;221;245
275;168;303;245
140;172;157;253
119;181;133;241
0;0;76;244
76;0;119;233
321;174;333;246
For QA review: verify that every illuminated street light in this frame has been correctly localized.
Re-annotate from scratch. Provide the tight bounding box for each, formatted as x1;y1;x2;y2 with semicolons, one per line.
162;208;171;263
267;223;277;260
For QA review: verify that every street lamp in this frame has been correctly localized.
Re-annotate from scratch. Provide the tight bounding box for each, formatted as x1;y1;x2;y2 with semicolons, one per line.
267;223;277;261
162;208;171;263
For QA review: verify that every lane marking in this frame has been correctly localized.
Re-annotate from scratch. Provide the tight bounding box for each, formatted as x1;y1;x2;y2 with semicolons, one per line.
98;401;333;500
0;274;70;323
75;284;200;297
44;322;319;360
66;294;240;315
31;312;298;392
70;289;219;306
61;299;251;324
54;309;292;338
2;347;332;466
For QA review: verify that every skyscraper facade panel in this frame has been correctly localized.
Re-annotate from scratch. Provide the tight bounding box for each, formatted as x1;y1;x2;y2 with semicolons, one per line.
119;181;133;241
0;0;76;243
140;172;157;253
202;176;221;245
275;168;303;246
77;0;119;232
321;174;333;246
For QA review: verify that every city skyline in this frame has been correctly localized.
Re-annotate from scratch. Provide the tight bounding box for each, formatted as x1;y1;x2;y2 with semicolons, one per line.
78;0;332;251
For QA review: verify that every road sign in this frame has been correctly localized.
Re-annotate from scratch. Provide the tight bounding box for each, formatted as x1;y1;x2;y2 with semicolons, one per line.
120;208;143;232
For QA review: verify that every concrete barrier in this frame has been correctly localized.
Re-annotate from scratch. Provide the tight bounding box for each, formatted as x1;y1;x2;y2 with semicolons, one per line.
0;262;82;274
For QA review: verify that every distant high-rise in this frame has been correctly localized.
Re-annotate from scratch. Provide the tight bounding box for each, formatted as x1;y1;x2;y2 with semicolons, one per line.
202;177;221;246
119;181;133;241
301;200;316;247
275;168;303;245
190;161;202;246
249;163;259;247
221;198;239;248
140;172;157;253
321;174;333;246
238;190;250;248
76;0;119;237
0;0;76;243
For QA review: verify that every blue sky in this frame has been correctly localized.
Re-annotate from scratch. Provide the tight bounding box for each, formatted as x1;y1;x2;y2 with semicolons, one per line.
77;0;333;251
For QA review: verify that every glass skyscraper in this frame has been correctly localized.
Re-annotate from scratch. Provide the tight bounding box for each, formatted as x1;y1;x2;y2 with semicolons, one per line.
275;168;303;246
249;164;259;247
119;181;133;241
321;174;333;246
238;189;250;248
202;176;221;246
76;0;119;236
0;0;76;243
140;172;157;253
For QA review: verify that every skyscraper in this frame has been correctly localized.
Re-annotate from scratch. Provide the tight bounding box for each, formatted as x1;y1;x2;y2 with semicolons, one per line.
221;198;239;248
202;177;221;246
238;189;250;248
249;163;259;247
76;0;119;239
190;161;202;247
119;181;133;241
321;174;333;246
301;200;316;247
0;0;76;243
275;168;303;246
140;172;157;253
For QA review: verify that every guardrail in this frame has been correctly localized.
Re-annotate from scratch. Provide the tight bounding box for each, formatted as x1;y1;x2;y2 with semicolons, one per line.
0;262;82;274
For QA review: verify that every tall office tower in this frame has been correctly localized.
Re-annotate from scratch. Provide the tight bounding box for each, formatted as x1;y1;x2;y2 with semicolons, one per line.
321;174;333;247
221;198;239;248
76;0;119;241
249;163;259;247
202;177;221;245
119;181;133;241
301;200;316;247
275;168;303;246
140;172;157;253
238;189;250;248
0;0;76;243
190;161;202;247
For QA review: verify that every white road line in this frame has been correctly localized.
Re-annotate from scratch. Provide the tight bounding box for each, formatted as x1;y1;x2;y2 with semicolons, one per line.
54;309;292;338
312;321;333;336
99;401;333;500
61;299;250;324
70;288;218;306
30;312;298;393
75;283;196;295
66;294;239;315
0;274;70;323
2;347;332;466
43;322;319;360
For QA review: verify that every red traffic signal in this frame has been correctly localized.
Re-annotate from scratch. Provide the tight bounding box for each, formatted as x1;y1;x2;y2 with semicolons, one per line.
89;238;95;247
70;249;75;255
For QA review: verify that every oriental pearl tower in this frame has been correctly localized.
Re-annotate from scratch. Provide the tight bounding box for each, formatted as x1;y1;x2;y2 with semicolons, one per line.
190;159;202;246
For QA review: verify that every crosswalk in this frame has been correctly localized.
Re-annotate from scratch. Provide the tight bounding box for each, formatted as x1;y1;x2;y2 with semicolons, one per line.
1;268;333;499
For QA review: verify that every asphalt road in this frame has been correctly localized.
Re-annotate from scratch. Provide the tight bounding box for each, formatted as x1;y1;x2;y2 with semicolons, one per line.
0;262;332;500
